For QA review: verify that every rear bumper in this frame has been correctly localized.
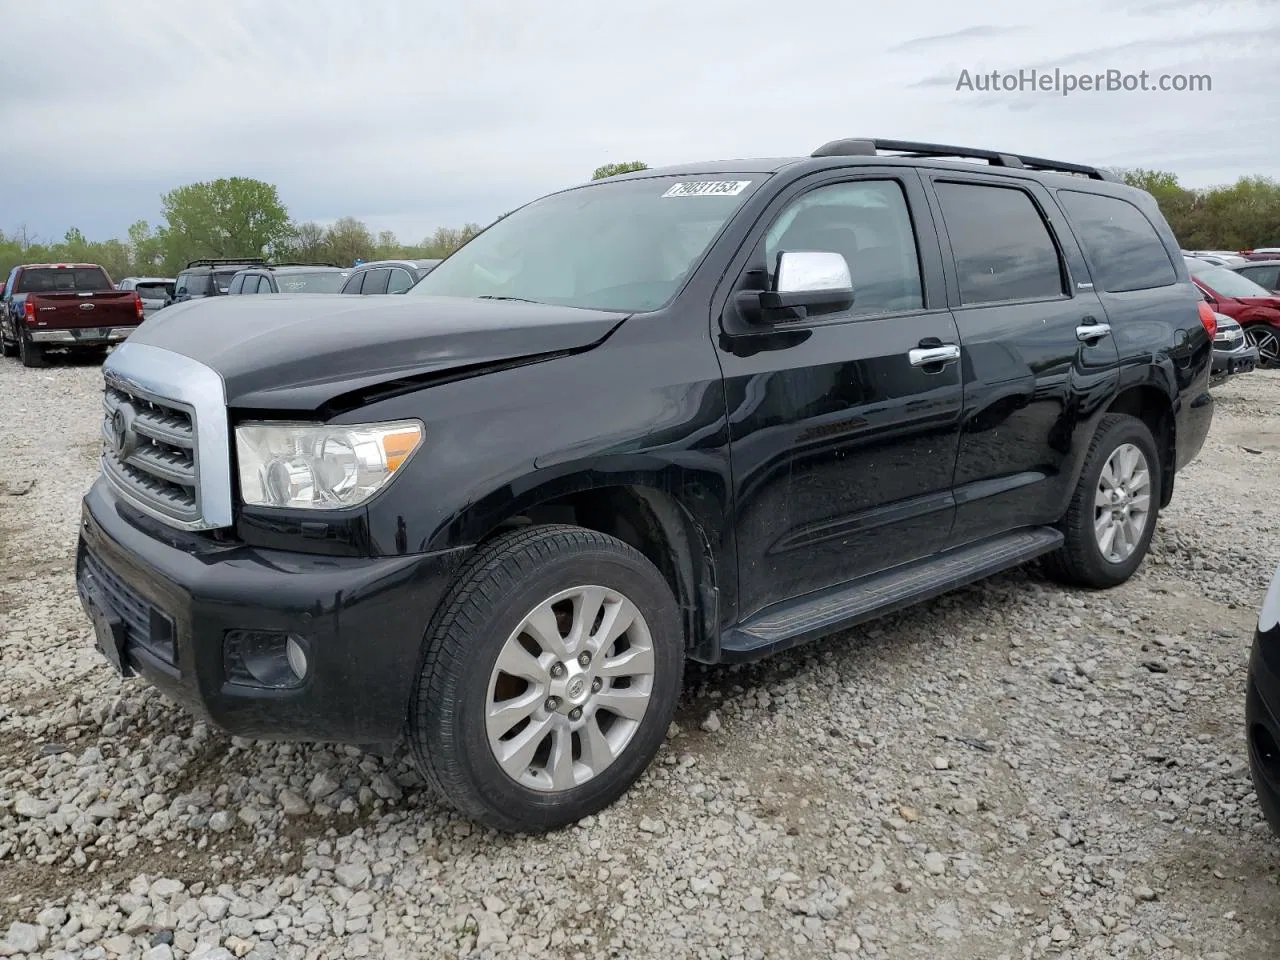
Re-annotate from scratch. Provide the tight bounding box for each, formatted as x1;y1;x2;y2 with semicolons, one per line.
30;326;138;344
1212;341;1258;380
75;478;470;745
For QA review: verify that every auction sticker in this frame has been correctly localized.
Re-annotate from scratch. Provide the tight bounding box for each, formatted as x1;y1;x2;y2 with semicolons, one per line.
662;180;752;198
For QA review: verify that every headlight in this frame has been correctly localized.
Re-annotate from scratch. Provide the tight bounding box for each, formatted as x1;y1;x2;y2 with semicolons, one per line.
235;420;423;509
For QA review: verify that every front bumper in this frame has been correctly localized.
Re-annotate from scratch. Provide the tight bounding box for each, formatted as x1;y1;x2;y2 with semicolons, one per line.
1212;341;1258;380
75;478;470;745
1247;623;1280;834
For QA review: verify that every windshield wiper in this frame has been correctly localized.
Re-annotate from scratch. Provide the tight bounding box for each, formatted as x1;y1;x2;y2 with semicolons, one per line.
475;295;543;304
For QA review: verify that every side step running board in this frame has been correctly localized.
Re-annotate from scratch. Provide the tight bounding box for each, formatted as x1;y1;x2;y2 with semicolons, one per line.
720;526;1063;661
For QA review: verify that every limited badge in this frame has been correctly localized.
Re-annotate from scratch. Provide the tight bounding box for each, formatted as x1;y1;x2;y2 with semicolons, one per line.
662;181;752;198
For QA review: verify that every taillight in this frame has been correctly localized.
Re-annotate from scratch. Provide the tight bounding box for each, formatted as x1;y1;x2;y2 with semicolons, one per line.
134;293;144;319
22;300;34;322
1197;301;1217;341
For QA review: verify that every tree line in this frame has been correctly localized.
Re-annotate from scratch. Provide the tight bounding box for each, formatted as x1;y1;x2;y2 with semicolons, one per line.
3;161;1274;284
1118;169;1280;251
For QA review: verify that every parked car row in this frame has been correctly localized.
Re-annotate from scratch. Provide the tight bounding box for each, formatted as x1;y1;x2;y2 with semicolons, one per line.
1183;248;1280;266
1185;255;1280;368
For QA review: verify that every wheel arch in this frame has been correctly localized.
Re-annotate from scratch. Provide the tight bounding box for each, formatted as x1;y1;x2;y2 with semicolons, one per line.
462;477;723;663
1105;383;1176;508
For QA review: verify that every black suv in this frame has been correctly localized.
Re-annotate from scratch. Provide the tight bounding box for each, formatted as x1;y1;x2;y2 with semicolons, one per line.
76;139;1214;833
228;263;350;295
172;258;267;302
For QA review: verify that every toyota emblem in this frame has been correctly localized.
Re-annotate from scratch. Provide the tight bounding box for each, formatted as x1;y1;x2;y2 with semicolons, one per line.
109;404;138;459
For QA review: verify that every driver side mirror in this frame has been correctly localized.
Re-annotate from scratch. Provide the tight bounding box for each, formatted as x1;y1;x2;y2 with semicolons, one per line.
745;251;855;323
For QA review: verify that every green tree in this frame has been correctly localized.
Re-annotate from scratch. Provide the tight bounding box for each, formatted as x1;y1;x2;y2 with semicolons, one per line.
373;229;402;261
592;161;648;180
127;220;164;275
283;221;331;263
323;216;374;266
158;177;291;272
420;223;482;258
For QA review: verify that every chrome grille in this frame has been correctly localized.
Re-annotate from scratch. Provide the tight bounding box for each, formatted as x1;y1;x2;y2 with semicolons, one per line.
102;380;201;524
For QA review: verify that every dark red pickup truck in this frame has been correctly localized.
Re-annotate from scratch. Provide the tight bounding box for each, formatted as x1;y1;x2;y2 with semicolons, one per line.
1;263;144;367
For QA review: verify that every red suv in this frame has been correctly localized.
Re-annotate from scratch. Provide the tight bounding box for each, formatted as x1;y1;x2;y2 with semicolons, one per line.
1185;257;1280;367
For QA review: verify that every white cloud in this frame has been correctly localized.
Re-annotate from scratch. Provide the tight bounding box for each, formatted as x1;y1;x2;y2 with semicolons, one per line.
0;0;1276;241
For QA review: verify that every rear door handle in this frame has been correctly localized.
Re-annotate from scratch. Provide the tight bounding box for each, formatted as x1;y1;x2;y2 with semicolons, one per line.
908;344;961;367
1076;322;1112;342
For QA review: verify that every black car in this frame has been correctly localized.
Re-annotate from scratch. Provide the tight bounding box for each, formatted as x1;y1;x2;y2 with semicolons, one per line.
172;258;267;303
227;263;350;295
1247;564;1280;837
339;259;440;295
75;138;1214;834
1233;260;1280;294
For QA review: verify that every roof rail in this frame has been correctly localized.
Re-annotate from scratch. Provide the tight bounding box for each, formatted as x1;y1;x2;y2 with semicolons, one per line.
810;138;1118;181
184;257;268;269
264;261;341;269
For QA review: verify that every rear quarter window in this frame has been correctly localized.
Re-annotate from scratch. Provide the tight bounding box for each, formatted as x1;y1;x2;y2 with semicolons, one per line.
1056;190;1177;293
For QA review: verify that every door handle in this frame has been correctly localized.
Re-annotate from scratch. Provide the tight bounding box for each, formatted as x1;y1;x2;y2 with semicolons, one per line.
1076;322;1112;342
908;344;961;367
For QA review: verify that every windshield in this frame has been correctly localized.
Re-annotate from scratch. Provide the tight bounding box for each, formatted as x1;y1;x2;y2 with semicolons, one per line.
409;175;762;311
274;271;348;293
16;267;112;293
1190;262;1273;298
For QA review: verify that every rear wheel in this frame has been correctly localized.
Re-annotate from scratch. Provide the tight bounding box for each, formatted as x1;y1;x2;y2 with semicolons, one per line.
1245;324;1280;368
1043;414;1161;588
408;525;684;833
18;331;45;368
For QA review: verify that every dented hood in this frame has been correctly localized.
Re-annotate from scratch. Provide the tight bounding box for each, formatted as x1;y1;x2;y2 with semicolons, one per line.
127;294;627;410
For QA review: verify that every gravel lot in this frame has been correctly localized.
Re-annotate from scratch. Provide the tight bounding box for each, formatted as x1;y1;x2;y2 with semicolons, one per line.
1;354;1279;960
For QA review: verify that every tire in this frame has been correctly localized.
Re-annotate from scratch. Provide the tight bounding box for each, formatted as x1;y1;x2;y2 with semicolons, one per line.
408;524;684;833
0;329;15;358
1043;413;1161;588
18;331;45;368
1244;324;1280;369
1246;678;1280;837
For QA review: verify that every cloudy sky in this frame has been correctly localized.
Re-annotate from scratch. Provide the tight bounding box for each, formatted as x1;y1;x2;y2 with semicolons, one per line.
1;0;1277;245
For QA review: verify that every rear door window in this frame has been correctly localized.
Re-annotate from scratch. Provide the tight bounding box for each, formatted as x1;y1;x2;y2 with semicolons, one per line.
341;272;365;294
1056;190;1177;292
934;182;1066;305
361;269;390;295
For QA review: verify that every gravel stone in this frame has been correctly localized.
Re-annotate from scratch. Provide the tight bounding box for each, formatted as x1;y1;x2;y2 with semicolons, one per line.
1;351;1280;958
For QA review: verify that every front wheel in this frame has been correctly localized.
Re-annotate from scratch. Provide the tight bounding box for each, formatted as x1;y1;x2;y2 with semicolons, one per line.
1043;413;1161;588
408;525;684;833
1245;324;1280;369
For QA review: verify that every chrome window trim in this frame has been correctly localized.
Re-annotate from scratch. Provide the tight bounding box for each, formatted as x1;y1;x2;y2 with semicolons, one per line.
102;341;232;530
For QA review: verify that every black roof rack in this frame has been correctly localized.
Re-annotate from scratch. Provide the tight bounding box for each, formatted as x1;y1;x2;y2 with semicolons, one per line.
810;138;1118;182
184;257;268;269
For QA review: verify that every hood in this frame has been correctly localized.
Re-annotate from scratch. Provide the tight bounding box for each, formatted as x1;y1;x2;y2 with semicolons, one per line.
127;294;628;410
1234;296;1280;309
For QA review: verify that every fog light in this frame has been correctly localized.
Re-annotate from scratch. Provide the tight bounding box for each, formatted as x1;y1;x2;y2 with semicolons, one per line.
286;636;309;680
224;630;309;689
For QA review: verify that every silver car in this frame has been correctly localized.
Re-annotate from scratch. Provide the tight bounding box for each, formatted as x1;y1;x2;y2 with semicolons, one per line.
116;277;175;317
